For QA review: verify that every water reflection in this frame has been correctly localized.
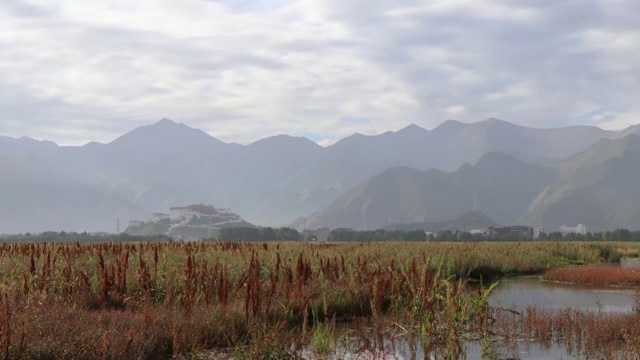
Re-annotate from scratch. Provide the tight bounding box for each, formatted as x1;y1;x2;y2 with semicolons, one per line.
309;277;638;359
620;257;640;268
228;274;639;359
300;332;577;359
489;275;637;313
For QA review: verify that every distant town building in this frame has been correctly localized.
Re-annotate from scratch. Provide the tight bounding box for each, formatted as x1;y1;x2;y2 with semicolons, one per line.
560;224;587;236
485;225;533;237
533;227;542;239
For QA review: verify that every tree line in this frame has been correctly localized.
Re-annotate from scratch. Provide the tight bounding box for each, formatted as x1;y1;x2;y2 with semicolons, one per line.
0;231;172;243
327;228;640;242
328;229;427;242
3;227;640;243
540;229;640;242
216;227;300;242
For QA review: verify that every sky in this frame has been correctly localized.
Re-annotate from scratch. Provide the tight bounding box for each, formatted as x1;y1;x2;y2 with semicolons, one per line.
0;0;639;146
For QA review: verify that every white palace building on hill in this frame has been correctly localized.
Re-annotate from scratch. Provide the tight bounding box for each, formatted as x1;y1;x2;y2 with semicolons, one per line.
559;224;587;236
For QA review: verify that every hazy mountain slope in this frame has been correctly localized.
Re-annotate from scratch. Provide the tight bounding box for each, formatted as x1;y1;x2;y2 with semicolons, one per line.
47;119;242;212
108;118;230;153
239;135;324;181
235;135;323;190
429;119;617;168
1;118;639;233
520;134;640;231
386;209;500;232
231;135;325;222
302;152;555;230
617;124;640;138
0;135;59;159
255;118;617;226
0;155;146;234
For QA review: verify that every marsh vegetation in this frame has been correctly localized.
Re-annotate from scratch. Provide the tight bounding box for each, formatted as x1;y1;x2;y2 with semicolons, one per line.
0;241;638;359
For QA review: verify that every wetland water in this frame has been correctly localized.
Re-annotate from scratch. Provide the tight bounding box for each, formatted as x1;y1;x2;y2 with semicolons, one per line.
322;275;638;360
490;275;637;313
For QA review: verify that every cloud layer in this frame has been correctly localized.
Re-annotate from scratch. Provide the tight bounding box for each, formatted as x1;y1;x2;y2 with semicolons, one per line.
1;0;639;145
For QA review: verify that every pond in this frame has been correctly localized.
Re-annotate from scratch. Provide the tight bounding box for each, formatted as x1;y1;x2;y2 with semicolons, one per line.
299;335;577;359
489;275;637;313
320;275;638;359
216;265;640;359
620;256;640;268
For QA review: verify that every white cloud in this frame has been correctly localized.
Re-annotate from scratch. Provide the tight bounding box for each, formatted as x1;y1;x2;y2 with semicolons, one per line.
591;111;640;130
446;105;467;117
0;0;639;145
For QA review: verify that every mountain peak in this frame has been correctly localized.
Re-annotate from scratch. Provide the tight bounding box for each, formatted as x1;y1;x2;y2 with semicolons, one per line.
109;119;227;150
397;123;428;133
395;123;429;139
431;119;465;134
476;117;522;128
247;134;323;151
441;119;464;126
454;209;499;225
156;118;178;126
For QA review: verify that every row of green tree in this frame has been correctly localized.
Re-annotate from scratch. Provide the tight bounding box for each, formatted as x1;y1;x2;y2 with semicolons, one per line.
217;228;428;242
3;228;640;243
326;228;640;242
0;231;171;243
540;229;640;242
328;229;427;242
216;227;300;242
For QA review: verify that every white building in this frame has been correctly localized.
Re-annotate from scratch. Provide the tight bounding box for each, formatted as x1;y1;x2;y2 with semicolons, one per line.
170;207;195;222
560;224;587;236
152;213;170;222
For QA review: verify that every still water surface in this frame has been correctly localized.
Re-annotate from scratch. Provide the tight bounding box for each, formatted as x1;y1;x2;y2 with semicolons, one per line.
326;274;637;359
220;264;640;359
490;275;637;313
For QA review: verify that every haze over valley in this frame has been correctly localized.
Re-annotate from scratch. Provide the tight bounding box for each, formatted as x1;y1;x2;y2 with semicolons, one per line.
2;118;640;234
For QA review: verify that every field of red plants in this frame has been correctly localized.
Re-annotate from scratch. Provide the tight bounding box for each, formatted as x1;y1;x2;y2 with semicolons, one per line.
0;241;636;359
543;265;640;287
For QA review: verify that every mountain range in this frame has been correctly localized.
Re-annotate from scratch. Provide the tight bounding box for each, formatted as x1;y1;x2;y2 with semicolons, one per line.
1;118;639;234
301;134;640;232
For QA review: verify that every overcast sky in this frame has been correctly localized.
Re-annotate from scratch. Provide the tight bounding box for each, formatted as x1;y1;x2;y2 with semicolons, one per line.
0;0;639;145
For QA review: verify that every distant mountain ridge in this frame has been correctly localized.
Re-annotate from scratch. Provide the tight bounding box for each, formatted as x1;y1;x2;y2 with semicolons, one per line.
298;152;556;230
304;134;640;232
1;118;640;234
520;134;640;231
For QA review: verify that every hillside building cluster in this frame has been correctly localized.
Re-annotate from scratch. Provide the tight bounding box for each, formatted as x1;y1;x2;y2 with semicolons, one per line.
127;204;247;240
168;205;238;223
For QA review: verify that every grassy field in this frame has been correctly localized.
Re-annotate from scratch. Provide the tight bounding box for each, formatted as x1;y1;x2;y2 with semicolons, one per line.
0;241;637;359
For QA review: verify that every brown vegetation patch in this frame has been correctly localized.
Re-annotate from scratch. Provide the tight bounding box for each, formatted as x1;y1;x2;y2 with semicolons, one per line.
492;305;640;358
543;266;640;287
